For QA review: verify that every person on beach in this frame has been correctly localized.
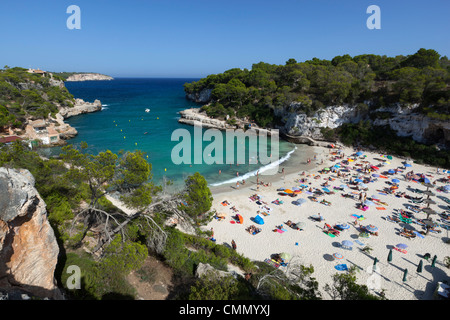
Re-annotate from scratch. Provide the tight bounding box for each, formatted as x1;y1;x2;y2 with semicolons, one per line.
231;239;237;250
236;181;240;189
219;169;221;175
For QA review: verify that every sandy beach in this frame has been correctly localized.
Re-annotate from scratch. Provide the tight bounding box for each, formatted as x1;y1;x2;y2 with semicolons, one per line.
205;145;450;300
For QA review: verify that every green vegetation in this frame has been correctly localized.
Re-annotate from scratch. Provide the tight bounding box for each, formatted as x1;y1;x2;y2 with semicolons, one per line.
0;67;75;129
185;48;449;128
181;172;213;221
0;141;389;300
324;268;380;300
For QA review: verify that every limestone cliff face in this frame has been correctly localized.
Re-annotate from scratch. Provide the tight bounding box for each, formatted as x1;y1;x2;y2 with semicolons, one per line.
186;88;212;103
58;98;102;119
275;102;449;147
65;73;113;82
0;168;61;300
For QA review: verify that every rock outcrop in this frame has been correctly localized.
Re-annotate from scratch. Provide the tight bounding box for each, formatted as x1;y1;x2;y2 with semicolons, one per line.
0;168;62;300
58;98;102;119
186;88;212;103
54;99;102;140
178;108;277;136
65;73;113;82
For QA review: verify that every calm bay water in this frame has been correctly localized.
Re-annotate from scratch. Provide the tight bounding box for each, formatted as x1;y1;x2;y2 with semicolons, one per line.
43;78;298;190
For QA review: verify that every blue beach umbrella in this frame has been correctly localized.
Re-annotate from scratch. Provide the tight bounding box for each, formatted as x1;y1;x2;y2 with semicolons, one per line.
365;224;378;233
392;179;400;184
404;163;412;167
372;174;379;177
337;223;350;230
342;240;353;247
293;198;307;206
396;243;408;250
356;151;363;156
253;215;264;225
388;169;395;174
355;178;363;183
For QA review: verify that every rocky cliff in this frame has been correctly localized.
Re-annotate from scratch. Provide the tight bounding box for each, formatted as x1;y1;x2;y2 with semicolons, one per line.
275;102;449;147
0;168;62;299
178;108;277;136
186;88;212;103
58;98;102;119
65;73;114;82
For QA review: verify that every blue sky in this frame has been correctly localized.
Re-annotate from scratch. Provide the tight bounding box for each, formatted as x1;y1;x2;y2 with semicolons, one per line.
0;0;449;77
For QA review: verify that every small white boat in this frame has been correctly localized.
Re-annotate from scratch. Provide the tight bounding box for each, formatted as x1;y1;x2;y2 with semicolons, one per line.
145;108;150;113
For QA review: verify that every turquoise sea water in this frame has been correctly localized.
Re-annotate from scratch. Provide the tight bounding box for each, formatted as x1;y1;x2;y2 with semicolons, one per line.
43;78;297;190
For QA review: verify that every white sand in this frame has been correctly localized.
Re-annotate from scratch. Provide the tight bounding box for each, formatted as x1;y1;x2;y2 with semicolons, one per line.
206;145;450;300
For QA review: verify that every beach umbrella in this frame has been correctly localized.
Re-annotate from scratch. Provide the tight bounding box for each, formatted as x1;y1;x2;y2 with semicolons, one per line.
396;243;408;250
404;163;412;167
253;215;264;225
417;260;423;273
342;240;353;248
423;190;435;197
388;169;395;174
402;268;408;282
387;155;393;160
356;151;363;156
423;183;434;191
387;249;393;262
333;253;344;260
284;189;294;194
337;223;350;230
371;166;379;171
431;255;437;267
355;178;363;183
293;198;307;206
392;178;400;184
423;199;436;205
365;224;378;232
280;252;291;261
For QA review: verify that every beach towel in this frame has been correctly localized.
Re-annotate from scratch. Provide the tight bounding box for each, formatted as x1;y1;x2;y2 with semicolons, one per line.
324;231;336;238
276;229;285;234
354;240;365;246
376;207;386;210
264;258;280;268
335;264;348;271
